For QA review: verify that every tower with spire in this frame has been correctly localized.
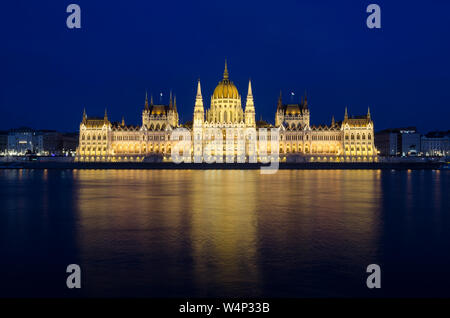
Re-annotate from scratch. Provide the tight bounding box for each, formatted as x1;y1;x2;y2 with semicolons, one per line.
193;79;205;126
193;79;205;161
167;90;179;127
275;91;284;127
142;91;151;128
275;90;310;128
245;79;256;127
142;89;179;130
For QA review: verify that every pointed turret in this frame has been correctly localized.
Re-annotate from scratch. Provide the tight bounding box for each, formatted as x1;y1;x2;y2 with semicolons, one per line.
121;116;125;126
194;79;204;124
196;79;202;98
150;94;154;106
169;90;173;109
245;79;255;109
223;59;229;80
331;115;335;126
344;107;348;120
245;79;255;127
82;108;87;122
275;91;284;127
277;91;283;110
367;106;371;120
174;95;177;112
145;91;149;110
104;108;108;121
303;90;308;108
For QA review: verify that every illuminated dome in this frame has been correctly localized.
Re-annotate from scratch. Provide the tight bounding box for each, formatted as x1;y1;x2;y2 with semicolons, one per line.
206;60;245;124
212;61;239;99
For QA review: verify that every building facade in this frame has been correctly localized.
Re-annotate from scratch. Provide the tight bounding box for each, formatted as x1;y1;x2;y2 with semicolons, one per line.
7;128;44;155
374;127;449;157
0;131;7;155
76;62;378;162
421;131;449;157
374;130;398;156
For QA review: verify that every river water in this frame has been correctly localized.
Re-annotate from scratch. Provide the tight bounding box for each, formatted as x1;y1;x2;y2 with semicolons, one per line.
0;169;448;297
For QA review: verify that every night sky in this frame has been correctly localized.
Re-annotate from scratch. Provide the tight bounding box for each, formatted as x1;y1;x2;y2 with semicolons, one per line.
1;0;449;133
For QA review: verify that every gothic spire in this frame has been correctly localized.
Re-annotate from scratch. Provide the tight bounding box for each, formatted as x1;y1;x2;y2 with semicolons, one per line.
150;94;154;106
344;106;348;120
303;90;308;108
194;79;204;122
174;95;177;112
145;91;149;110
223;59;229;80
104;108;108;121
277;91;282;110
367;106;371;119
245;79;255;111
196;79;202;97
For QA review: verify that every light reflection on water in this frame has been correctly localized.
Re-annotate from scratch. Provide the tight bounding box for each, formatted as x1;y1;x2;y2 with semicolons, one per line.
73;170;383;297
0;169;448;297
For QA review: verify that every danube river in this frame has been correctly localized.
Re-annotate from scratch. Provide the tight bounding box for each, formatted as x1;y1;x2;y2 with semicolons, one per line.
0;169;449;297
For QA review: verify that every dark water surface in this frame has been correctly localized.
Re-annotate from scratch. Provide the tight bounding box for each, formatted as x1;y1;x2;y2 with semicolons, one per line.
0;169;449;297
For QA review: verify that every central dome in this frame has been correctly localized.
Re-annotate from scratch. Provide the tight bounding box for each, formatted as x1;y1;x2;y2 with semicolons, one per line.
213;61;239;99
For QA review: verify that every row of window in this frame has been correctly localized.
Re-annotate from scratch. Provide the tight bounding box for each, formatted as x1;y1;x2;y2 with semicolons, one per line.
285;135;342;141
80;147;107;152
345;134;372;140
111;135;166;141
113;135;140;141
81;134;106;141
345;146;373;152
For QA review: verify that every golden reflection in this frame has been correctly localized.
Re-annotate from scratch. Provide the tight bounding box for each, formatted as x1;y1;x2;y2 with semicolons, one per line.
190;170;260;294
74;169;382;296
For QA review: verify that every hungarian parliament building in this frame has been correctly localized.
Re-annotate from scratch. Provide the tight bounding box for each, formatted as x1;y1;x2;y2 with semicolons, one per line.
76;62;378;163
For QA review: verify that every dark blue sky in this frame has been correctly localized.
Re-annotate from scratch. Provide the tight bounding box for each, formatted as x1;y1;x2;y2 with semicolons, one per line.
1;0;449;132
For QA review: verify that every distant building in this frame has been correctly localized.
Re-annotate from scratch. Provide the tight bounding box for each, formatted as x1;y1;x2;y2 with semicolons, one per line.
5;128;78;156
61;132;79;154
41;130;62;155
399;128;421;156
7;127;43;155
0;131;8;155
376;128;449;157
375;127;421;156
374;130;398;156
421;131;450;157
